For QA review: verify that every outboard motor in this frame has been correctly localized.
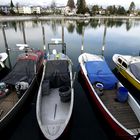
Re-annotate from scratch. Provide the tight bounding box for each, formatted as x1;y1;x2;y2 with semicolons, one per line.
15;81;29;98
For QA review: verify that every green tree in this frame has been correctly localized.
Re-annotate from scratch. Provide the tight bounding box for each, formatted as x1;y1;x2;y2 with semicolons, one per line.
10;0;14;8
67;0;75;9
129;1;135;12
112;5;117;15
77;0;87;14
117;6;126;15
16;2;19;14
50;0;56;14
76;0;80;7
10;0;15;14
91;5;99;15
106;5;117;15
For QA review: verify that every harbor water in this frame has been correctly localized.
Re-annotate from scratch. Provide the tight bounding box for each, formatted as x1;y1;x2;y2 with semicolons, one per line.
0;18;140;140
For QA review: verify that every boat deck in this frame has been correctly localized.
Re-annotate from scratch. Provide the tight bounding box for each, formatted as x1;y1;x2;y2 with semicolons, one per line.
0;91;18;120
96;87;140;130
41;88;70;125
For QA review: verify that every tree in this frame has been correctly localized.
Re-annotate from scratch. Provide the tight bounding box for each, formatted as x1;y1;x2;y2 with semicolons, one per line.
129;1;135;12
10;0;15;14
76;0;80;7
10;0;14;8
50;0;56;14
91;5;99;15
16;2;19;14
67;0;75;9
76;0;87;14
106;5;117;15
117;6;126;15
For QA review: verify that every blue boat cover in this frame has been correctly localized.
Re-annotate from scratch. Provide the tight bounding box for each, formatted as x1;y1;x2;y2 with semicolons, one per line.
85;61;118;89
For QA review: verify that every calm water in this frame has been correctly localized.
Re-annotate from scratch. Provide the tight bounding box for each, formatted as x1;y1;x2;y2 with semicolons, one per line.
0;18;140;140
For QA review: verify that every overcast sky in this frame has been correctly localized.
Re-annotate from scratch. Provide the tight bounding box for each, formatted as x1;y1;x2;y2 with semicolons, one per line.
0;0;140;9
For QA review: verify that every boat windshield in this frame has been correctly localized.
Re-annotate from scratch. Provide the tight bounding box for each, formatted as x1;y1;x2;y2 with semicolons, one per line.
130;62;140;81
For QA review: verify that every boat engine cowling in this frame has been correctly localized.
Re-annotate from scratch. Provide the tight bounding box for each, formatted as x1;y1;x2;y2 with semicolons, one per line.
15;81;29;98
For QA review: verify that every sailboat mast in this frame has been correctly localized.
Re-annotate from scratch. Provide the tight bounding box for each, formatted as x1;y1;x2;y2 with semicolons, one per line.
2;25;12;69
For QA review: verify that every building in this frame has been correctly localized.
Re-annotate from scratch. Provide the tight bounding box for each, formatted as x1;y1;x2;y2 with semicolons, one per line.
64;6;76;16
31;6;41;14
18;6;32;14
55;6;65;15
98;8;106;15
41;7;53;14
0;5;10;14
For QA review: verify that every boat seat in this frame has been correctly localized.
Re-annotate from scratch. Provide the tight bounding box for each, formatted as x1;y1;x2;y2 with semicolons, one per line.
46;119;65;124
42;80;50;95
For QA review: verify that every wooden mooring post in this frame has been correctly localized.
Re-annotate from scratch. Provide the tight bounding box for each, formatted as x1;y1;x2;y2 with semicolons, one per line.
2;25;12;69
22;22;27;44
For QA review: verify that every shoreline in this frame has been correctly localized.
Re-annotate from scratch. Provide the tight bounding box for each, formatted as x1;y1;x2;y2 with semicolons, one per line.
0;15;140;22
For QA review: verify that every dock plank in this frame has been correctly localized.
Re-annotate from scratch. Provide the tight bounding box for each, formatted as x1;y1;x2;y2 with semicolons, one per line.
96;87;140;130
0;91;18;119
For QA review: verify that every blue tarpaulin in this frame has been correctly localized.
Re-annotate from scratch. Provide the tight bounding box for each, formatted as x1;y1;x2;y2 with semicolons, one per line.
85;61;118;89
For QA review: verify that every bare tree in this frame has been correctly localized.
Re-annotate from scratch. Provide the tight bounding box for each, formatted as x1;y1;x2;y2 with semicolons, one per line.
16;2;19;14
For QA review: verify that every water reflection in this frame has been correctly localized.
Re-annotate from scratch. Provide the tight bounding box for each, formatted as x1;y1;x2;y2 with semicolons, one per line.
66;21;75;33
126;19;133;31
1;18;140;33
0;18;140;68
0;18;140;140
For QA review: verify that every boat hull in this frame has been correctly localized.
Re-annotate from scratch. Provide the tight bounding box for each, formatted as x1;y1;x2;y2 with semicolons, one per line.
80;68;135;140
0;53;44;131
112;54;140;91
36;54;74;140
117;66;140;90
